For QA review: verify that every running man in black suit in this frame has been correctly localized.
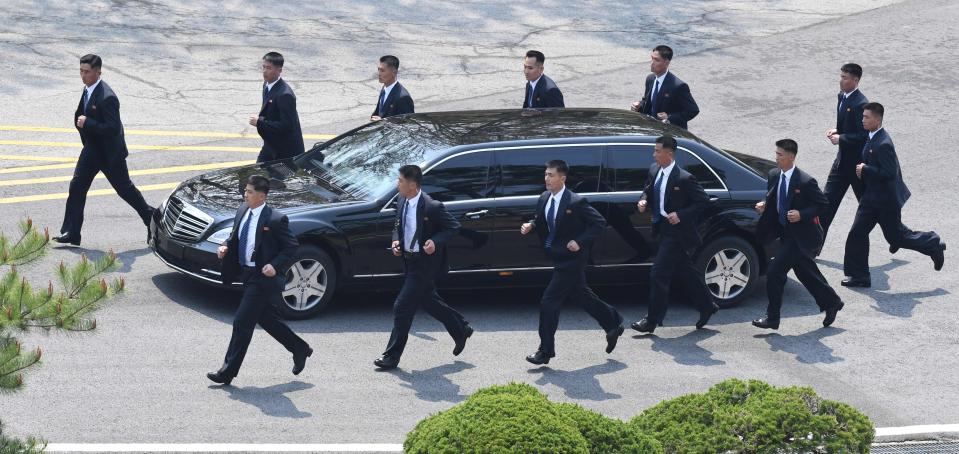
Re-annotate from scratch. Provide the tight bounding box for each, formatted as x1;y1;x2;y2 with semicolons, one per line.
630;45;700;130
374;165;472;370
207;175;312;385
520;160;624;365
632;135;718;333
752;139;844;330
54;54;154;246
249;52;304;162
522;50;564;108
371;55;414;120
821;63;869;239
842;103;946;287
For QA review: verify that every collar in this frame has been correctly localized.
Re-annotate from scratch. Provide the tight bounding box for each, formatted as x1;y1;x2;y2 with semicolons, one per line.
265;77;281;92
382;80;398;93
654;70;669;84
842;87;859;98
781;166;795;180
406;190;422;205
660;160;676;178
247;203;266;218
529;75;543;89
85;78;101;95
550;185;566;202
869;127;883;140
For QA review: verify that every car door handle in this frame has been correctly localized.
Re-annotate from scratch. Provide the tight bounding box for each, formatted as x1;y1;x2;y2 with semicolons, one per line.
464;209;489;219
709;196;719;202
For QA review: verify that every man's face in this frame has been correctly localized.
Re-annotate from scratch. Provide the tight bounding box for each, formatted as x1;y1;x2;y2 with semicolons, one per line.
839;71;859;93
653;143;675;167
650;51;669;75
775;147;796;170
862;109;881;131
523;57;544;82
243;184;267;208
261;60;282;83
397;175;418;198
544;167;566;193
79;63;100;86
377;62;397;85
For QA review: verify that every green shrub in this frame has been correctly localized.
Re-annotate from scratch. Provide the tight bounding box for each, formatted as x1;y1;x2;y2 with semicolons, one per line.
554;402;663;454
631;379;874;454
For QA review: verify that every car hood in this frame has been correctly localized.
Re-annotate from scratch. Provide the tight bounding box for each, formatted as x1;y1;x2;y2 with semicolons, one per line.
171;160;363;217
723;149;777;177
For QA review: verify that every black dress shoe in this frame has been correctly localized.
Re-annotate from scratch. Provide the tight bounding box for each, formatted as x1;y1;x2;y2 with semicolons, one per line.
631;318;656;333
206;371;233;385
373;354;399;370
823;302;844;327
932;241;946;271
889;244;899;254
52;232;80;246
752;317;780;330
696;304;720;330
525;350;554;365
605;325;625;354
840;277;871;288
453;325;474;356
292;346;313;375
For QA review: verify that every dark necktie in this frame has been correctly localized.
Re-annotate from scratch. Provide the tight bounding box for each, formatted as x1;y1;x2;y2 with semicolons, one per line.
237;210;254;265
861;135;872;162
837;92;845;114
652;170;664;224
262;84;269;104
81;89;89;113
545;197;556;248
526;81;533;107
651;79;661;113
778;174;788;226
378;88;386;116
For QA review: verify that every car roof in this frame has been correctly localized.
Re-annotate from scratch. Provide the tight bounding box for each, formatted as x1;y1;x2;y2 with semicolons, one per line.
380;108;700;147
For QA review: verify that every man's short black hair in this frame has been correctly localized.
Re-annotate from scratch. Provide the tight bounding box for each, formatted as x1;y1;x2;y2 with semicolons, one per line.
80;54;102;69
246;175;270;194
546;159;569;176
775;138;799;155
262;52;284;68
380;55;400;71
399;164;422;185
841;63;863;79
863;102;884;118
525;50;545;65
653;45;673;61
655;135;677;151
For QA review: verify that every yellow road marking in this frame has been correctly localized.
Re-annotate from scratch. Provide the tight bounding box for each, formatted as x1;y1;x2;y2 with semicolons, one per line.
0;182;179;204
0;140;260;153
0;163;79;174
0;160;254;187
0;153;78;163
0;125;335;140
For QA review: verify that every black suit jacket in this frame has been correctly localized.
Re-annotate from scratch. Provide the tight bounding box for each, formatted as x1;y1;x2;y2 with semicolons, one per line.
530;189;606;268
835;89;869;170
859;128;911;210
373;82;415;118
757;167;827;258
637;72;699;129
523;74;565;108
220;204;299;291
641;163;709;254
75;80;129;158
393;192;461;278
257;78;305;161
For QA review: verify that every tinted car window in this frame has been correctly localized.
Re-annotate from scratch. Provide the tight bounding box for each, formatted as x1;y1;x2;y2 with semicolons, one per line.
677;149;725;190
496;146;602;197
607;144;655;191
422;151;493;202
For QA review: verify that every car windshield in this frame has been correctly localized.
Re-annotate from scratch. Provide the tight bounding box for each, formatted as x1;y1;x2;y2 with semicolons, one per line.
294;120;452;200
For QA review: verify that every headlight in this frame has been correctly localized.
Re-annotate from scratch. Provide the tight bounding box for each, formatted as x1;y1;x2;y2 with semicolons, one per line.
206;226;233;245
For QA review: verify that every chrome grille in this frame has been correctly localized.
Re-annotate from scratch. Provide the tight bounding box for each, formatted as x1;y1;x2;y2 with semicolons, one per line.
162;197;214;242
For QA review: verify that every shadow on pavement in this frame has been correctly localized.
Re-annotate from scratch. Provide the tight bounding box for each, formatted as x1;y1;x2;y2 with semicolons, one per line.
755;327;846;364
646;328;726;366
212;380;314;418
379;360;475;403
529;358;627;401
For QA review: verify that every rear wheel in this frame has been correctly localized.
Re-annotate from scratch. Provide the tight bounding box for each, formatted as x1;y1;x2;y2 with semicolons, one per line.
695;236;759;308
278;245;337;319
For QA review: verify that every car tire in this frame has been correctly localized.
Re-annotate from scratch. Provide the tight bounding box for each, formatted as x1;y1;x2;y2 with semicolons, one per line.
695;235;759;308
277;245;337;319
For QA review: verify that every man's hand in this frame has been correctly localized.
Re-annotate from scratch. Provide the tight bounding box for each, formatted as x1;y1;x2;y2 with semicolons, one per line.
371;115;383;121
423;239;436;255
826;128;837;138
262;264;276;277
787;209;801;223
666;212;681;225
637;199;647;213
248;116;259;127
217;245;228;259
755;200;766;214
630;101;641;112
656;112;668;121
391;240;401;256
567;240;581;252
76;115;86;128
856;163;866;178
520;222;533;235
829;133;841;145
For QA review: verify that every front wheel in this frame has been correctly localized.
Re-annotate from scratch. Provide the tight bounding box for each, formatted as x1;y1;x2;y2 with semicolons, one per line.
278;245;337;319
695;236;759;308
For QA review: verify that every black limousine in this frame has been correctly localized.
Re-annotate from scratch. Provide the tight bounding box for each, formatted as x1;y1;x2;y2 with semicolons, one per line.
150;108;776;319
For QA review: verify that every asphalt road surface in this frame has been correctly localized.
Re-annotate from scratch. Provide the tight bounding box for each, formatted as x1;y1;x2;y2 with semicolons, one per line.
1;0;957;448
